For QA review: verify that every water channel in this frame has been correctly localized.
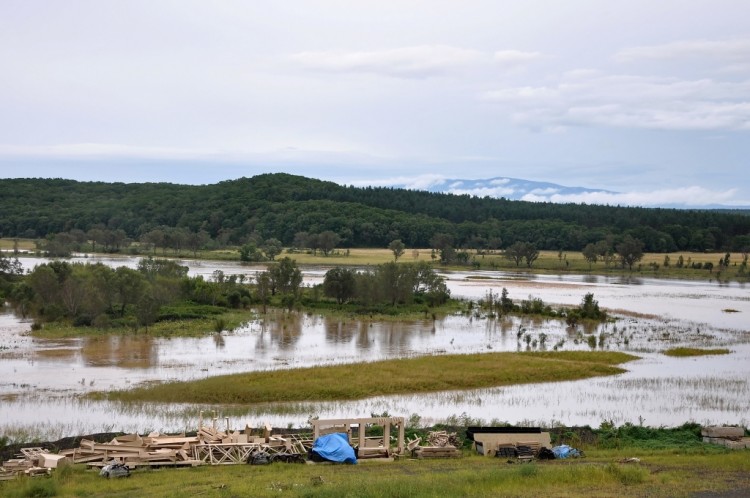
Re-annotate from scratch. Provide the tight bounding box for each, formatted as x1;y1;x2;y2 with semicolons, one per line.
1;255;749;440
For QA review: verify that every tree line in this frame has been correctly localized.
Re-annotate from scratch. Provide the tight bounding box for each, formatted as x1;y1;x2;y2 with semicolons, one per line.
1;174;749;253
1;255;451;329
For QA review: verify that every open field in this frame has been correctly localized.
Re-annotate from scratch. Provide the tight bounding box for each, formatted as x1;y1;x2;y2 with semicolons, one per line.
104;351;636;404
1;447;748;497
0;238;36;251
4;237;744;280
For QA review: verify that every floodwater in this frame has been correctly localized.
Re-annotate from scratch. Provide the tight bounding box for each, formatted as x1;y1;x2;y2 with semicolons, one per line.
1;255;749;440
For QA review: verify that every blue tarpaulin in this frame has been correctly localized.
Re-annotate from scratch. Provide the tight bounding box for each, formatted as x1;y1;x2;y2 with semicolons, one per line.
312;433;357;464
551;444;581;459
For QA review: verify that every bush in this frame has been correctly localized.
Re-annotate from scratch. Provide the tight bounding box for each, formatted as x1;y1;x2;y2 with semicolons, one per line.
157;303;225;321
72;314;92;327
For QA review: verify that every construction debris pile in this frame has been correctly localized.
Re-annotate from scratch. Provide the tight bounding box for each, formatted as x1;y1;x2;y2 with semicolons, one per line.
0;447;70;480
702;426;750;449
407;430;462;459
4;420;747;481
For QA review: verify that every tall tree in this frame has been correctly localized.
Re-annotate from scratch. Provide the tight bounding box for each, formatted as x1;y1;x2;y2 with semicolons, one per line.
388;239;406;261
616;235;645;271
323;267;356;304
318;231;340;256
582;243;598;269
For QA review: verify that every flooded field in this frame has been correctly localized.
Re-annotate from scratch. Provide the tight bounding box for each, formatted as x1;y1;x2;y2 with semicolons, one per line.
1;255;749;440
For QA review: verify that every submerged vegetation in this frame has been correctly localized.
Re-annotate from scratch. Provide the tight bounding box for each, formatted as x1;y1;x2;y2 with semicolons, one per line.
663;347;731;357
104;351;636;404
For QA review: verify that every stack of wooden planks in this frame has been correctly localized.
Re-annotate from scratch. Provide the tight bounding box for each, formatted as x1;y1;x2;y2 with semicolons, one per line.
62;433;202;468
411;431;462;459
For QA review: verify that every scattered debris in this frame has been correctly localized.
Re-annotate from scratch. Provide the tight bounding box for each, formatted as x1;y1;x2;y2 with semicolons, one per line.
410;430;462;459
99;463;131;478
702;426;750;449
551;444;583;459
311;417;405;459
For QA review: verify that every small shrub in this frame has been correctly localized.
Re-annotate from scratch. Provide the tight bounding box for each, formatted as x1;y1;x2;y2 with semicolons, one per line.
519;464;539;478
605;462;646;485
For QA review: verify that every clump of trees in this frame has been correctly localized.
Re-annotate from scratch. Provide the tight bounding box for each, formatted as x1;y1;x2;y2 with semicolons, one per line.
6;257;254;329
565;293;607;327
322;262;450;308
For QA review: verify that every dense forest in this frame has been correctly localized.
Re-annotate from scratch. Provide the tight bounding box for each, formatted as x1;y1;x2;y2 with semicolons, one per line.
1;173;750;253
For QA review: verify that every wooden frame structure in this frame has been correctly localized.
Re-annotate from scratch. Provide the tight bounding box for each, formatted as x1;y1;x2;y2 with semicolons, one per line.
311;417;405;457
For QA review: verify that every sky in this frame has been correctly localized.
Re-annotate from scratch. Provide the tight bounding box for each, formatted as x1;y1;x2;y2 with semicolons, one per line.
0;1;749;206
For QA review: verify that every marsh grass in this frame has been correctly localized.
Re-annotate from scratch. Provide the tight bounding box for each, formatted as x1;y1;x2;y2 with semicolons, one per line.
105;351;636;404
663;347;731;357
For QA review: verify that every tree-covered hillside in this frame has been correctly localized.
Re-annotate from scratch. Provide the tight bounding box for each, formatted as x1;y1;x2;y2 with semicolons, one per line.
1;173;749;252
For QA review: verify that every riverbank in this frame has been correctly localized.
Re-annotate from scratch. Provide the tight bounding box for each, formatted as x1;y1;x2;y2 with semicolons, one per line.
1;442;747;497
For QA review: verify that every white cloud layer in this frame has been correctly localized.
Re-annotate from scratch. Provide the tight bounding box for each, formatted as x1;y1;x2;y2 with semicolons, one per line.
519;186;745;207
345;175;749;207
291;45;484;78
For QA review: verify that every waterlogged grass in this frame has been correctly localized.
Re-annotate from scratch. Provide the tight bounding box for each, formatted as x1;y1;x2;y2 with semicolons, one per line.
1;449;749;497
663;347;731;357
105;351;636;404
31;310;255;339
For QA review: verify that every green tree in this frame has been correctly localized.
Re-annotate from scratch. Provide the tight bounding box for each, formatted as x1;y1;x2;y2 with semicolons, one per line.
318;231;340;256
582;243;598;269
616;235;645;271
255;271;271;313
523;243;539;268
505;242;525;267
239;243;264;262
323;267;356;304
262;238;283;261
269;257;303;298
388;239;406;261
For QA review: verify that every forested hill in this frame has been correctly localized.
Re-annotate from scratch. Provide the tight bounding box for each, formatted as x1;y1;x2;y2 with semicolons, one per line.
1;173;749;252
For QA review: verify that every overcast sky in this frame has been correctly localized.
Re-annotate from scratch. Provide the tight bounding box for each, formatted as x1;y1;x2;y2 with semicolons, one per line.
1;1;749;206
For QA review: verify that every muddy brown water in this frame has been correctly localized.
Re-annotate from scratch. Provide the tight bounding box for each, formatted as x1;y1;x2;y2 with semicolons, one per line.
1;255;749;440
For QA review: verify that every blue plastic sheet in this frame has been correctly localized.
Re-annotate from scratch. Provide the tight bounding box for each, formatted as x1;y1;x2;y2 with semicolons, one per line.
312;433;357;464
551;444;581;459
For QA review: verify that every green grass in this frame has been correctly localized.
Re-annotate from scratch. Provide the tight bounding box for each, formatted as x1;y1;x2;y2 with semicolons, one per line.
663;347;731;357
104;351;637;404
1;448;748;497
